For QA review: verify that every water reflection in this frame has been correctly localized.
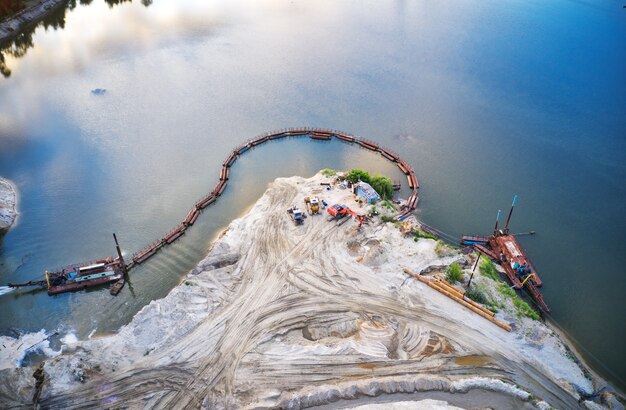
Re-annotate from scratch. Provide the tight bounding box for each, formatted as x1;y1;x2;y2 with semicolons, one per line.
0;0;148;78
0;0;27;19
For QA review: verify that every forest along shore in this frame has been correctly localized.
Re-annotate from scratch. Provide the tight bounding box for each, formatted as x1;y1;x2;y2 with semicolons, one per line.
0;172;622;409
0;176;17;232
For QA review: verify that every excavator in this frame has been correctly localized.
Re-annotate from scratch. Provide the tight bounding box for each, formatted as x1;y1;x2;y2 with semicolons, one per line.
304;196;321;215
326;204;368;228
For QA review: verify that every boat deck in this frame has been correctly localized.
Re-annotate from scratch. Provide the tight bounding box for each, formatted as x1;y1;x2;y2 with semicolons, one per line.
461;233;550;313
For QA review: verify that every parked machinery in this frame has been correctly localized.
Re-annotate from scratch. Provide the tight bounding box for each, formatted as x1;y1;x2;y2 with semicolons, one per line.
304;196;321;215
326;204;368;228
287;206;305;225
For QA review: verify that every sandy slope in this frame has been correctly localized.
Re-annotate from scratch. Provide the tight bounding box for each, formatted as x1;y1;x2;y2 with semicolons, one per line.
0;173;613;409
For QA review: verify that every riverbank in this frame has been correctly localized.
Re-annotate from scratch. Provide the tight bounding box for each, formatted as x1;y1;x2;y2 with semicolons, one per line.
0;177;17;233
0;172;622;409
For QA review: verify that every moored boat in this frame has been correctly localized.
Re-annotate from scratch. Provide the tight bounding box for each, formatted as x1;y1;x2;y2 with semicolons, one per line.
7;234;127;296
46;259;124;295
461;196;550;313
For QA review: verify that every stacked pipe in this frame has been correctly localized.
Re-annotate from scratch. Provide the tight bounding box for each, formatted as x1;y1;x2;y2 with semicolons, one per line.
219;166;229;181
164;224;186;244
196;194;216;209
358;139;379;151
405;193;419;210
183;208;200;226
431;275;496;317
403;268;511;332
212;180;227;196
410;172;419;189
223;152;236;168
251;135;268;146
133;240;163;264
309;130;332;140
188;209;200;225
335;134;355;143
237;144;251;155
407;174;414;189
379;149;398;162
285;130;308;137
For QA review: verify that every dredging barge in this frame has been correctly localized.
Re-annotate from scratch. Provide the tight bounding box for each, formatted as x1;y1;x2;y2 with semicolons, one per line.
461;196;550;313
8;234;127;296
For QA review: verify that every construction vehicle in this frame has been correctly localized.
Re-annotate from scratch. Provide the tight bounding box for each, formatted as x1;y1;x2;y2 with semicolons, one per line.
327;204;348;220
326;204;368;228
304;196;321;215
287;206;305;225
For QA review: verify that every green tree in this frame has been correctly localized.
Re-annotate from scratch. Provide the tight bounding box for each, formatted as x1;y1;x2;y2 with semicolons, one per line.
370;175;393;199
347;169;371;184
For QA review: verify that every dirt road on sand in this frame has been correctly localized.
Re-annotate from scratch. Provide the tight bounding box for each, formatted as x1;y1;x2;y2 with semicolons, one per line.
0;174;605;409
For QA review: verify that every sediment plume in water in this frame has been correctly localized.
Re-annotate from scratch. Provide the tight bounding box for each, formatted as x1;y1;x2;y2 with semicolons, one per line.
0;286;14;296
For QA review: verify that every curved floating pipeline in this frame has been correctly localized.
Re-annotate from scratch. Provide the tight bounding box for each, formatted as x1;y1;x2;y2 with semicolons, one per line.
126;128;420;269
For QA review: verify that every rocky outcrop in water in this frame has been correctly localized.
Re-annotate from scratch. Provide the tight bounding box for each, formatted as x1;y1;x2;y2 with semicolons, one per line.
0;177;17;232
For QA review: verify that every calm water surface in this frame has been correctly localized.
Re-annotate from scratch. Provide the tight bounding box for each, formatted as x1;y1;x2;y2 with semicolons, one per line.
0;0;624;390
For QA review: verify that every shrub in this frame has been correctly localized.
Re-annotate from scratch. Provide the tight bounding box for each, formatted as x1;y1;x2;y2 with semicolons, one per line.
347;169;371;184
381;215;396;223
370;175;394;200
320;168;337;177
446;262;463;284
435;240;446;256
465;286;488;304
383;199;395;210
414;229;437;240
513;298;540;320
479;259;501;281
497;283;516;298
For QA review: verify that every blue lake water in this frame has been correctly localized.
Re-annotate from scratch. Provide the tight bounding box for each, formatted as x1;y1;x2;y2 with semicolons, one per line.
0;0;624;391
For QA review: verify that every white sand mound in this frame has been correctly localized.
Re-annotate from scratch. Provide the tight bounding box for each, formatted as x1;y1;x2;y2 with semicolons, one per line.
0;173;608;409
